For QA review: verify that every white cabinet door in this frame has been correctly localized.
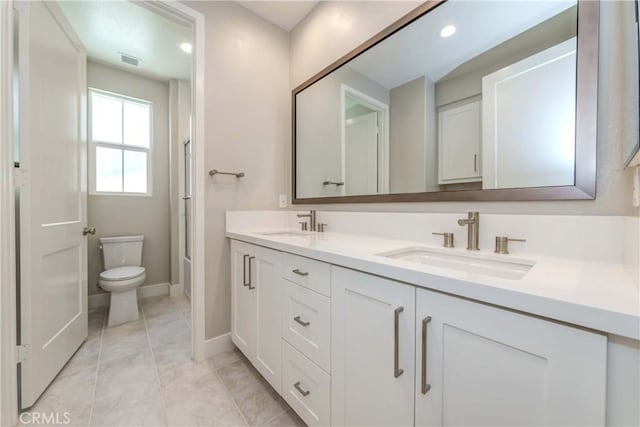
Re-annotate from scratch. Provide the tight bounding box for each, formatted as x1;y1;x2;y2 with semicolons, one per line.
332;266;415;426
438;100;481;185
230;241;256;358
415;288;607;426
253;245;282;393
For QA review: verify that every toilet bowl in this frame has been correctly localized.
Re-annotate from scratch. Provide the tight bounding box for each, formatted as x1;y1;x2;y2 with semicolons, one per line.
99;235;145;327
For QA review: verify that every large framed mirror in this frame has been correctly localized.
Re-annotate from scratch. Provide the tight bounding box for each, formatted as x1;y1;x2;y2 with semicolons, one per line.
292;0;598;204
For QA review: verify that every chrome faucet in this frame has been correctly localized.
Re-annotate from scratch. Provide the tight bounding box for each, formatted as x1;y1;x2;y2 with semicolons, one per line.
297;210;316;231
457;211;480;250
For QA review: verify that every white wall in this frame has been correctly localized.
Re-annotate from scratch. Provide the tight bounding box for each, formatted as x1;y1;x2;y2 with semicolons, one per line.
87;61;171;295
184;1;290;339
290;0;639;217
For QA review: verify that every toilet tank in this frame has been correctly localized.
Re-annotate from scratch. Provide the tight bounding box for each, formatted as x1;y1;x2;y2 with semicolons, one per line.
99;235;144;270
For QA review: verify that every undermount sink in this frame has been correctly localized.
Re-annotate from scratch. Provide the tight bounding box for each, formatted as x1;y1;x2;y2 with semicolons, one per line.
257;230;311;237
379;246;535;280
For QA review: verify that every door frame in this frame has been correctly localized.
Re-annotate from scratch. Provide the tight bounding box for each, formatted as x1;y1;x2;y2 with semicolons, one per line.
0;1;206;424
340;84;390;195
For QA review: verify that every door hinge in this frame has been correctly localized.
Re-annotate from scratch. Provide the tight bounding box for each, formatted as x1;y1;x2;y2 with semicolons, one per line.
13;167;27;188
16;344;30;363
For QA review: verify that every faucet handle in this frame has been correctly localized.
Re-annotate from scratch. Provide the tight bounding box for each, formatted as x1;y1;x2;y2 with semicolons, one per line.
317;223;327;232
432;232;455;248
299;221;308;231
494;236;526;254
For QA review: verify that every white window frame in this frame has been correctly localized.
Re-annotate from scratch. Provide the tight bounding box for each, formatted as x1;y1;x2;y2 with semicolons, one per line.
88;88;153;196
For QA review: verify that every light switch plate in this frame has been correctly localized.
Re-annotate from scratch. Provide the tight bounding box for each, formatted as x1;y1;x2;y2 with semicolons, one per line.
632;166;640;208
279;194;287;208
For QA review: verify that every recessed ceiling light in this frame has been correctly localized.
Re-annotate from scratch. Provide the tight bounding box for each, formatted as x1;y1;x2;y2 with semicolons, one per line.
439;25;456;38
180;42;193;54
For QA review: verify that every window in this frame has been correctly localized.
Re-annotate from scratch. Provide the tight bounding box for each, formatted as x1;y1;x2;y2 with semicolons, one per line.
90;89;152;195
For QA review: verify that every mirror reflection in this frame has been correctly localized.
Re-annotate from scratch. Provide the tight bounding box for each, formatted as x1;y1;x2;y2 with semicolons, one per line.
295;0;578;199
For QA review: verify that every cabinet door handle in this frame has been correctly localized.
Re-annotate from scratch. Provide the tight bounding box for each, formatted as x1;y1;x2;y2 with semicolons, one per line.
292;269;309;276
421;316;432;394
293;381;310;397
243;255;250;287
293;316;310;327
474;154;478;173
247;256;256;289
394;306;404;378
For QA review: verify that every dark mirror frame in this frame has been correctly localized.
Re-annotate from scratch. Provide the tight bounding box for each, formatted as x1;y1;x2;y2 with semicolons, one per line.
292;0;599;204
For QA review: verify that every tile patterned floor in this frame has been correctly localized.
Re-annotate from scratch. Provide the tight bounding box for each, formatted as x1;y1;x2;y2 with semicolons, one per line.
21;295;305;427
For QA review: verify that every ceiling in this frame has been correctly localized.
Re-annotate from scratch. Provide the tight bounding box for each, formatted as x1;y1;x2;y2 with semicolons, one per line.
59;1;192;81
348;0;576;89
237;1;319;31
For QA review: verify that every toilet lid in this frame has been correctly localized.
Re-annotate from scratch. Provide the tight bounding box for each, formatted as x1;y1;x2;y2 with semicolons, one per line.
100;266;145;281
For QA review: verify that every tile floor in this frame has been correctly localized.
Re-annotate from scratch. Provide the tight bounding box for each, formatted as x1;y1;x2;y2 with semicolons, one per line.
22;295;305;427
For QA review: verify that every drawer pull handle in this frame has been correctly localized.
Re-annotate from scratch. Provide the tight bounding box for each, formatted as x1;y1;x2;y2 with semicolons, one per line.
293;316;310;327
421;316;432;394
242;255;250;287
292;269;309;276
247;256;256;290
394;306;404;378
293;381;310;397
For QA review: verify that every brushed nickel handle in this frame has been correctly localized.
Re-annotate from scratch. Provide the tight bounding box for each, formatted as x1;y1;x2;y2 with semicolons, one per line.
247;256;255;289
421;316;432;394
293;381;310;397
82;227;96;236
243;255;250;287
432;232;454;248
394;306;404;378
474;153;478;172
293;316;310;327
292;269;308;276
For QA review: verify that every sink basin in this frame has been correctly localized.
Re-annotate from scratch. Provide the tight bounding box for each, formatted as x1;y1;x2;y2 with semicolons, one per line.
257;231;311;237
379;246;535;280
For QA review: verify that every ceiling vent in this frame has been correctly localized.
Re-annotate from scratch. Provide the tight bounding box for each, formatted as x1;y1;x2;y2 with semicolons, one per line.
120;53;140;67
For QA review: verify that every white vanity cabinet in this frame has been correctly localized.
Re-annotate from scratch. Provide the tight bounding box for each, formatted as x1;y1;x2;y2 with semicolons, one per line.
230;239;610;426
416;287;607;426
331;266;416;426
230;240;282;393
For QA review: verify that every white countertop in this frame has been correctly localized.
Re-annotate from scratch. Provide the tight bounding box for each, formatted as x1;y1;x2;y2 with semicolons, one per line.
227;229;640;341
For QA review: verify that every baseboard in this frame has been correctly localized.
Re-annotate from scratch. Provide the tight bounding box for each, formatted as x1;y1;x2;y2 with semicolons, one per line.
138;282;170;299
202;332;234;358
169;282;184;297
88;292;110;309
88;282;170;309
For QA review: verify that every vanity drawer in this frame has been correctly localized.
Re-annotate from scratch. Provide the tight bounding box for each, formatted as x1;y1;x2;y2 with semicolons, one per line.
282;280;331;372
281;253;330;297
282;340;331;427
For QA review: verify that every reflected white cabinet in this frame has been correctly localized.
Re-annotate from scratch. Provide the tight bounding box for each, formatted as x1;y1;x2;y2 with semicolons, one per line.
438;100;481;185
230;241;282;393
331;266;415;426
415;287;607;426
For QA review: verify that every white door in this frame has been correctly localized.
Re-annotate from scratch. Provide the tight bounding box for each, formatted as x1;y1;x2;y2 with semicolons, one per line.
253;246;282;393
415;287;607;426
482;38;577;190
230;240;256;358
17;0;87;408
331;266;415;426
438;100;481;184
345;111;379;196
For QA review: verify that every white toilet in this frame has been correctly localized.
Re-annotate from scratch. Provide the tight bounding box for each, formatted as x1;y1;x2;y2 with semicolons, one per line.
99;235;146;327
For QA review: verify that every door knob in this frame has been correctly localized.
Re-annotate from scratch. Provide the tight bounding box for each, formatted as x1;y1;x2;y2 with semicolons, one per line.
82;227;96;236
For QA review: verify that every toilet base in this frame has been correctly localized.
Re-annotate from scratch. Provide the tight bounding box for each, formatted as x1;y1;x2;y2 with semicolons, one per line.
107;288;140;327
